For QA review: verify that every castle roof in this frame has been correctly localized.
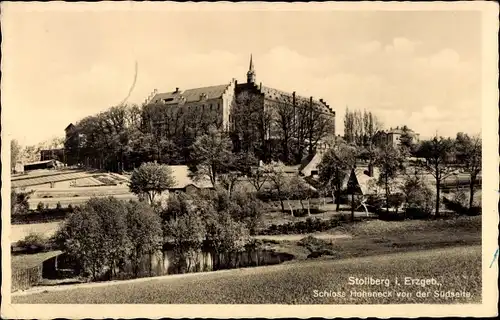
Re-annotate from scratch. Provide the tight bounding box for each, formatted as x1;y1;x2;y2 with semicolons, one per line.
151;84;230;105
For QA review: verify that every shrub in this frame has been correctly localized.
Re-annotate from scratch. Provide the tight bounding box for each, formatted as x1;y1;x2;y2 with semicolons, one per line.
17;233;50;253
36;202;45;212
401;174;435;219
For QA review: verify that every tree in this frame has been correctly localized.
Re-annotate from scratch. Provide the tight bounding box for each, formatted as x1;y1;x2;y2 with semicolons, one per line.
11;139;22;172
318;142;358;211
84;197;131;278
226;190;264;235
374;144;406;213
416;136;457;217
11;190;31;215
129;162;176;204
126;200;163;277
262;162;288;212
56;203;108;280
288;175;315;216
218;152;257;196
189;126;234;186
401;169;435;218
163;209;206;273
455;133;482;209
248;165;268;192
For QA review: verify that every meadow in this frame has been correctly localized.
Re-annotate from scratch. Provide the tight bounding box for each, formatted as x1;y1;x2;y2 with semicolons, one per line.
12;245;481;304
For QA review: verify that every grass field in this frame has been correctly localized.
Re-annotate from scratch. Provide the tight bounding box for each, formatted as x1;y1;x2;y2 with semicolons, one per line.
10;221;63;243
12;245;481;304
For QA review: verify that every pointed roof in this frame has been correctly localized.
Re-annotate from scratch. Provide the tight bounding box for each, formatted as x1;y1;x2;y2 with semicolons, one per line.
248;54;255;73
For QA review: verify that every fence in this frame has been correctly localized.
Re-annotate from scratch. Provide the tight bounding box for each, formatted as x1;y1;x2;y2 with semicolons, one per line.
12;265;42;292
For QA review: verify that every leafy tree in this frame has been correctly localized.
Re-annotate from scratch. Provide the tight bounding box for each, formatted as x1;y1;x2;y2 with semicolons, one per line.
126;200;163;277
129;162;176;204
227;191;264;235
56;205;107;280
190;126;234;186
374;144;406;213
56;197;131;280
163;210;206;273
85;197;131;277
455;133;482;209
415;136;457;217
401;169;435;218
318;142;358;211
203;210;250;269
159;192;193;222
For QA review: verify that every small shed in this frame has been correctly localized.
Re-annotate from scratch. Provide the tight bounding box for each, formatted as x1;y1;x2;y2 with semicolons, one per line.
11;250;63;292
23;160;63;172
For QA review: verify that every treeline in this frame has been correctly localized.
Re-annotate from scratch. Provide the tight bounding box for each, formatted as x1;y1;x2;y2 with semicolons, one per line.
231;92;335;164
52;188;264;280
318;131;482;219
64;92;336;171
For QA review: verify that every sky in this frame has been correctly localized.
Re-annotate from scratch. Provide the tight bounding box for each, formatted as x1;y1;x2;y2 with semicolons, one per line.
2;3;483;146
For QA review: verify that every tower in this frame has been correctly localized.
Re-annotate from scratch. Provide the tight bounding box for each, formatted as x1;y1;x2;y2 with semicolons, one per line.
247;54;256;84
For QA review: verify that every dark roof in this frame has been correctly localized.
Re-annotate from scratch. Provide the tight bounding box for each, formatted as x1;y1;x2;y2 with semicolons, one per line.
65;123;75;131
151;84;229;105
12;250;63;269
181;84;229;102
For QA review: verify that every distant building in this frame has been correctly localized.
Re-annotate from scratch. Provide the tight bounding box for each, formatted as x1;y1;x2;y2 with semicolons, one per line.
40;148;65;162
374;126;420;147
23;160;63;172
168;165;214;195
142;54;336;151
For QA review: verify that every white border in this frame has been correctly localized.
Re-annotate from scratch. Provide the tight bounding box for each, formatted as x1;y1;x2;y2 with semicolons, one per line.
1;1;498;318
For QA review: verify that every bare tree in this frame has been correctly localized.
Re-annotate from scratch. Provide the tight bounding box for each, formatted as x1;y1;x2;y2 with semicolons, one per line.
455;133;482;209
416;135;457;217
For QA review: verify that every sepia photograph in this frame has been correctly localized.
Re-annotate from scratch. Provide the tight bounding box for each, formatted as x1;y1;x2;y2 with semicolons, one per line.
1;1;498;318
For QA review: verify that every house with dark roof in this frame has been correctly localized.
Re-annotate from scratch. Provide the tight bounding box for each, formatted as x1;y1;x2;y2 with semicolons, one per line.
168;165;214;194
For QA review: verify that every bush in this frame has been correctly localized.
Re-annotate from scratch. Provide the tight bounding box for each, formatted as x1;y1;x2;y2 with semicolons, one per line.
401;174;435;219
17;233;50;253
258;217;343;235
36;202;45;212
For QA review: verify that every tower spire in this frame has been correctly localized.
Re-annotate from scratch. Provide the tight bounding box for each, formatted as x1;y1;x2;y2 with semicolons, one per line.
247;54;256;84
249;54;254;71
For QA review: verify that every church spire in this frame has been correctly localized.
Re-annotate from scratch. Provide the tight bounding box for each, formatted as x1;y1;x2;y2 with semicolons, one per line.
247;54;256;84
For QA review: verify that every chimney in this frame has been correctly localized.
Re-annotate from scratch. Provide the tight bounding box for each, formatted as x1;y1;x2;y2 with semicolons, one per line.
175;87;179;93
368;163;374;177
259;82;262;90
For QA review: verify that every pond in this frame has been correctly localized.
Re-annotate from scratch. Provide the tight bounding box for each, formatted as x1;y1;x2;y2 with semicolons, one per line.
113;248;295;280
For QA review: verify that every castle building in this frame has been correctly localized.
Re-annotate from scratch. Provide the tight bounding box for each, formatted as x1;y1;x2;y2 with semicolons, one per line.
142;55;336;143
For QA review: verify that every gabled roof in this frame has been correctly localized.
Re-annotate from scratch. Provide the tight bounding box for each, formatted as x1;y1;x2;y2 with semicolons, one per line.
151;84;229;105
169;165;213;190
